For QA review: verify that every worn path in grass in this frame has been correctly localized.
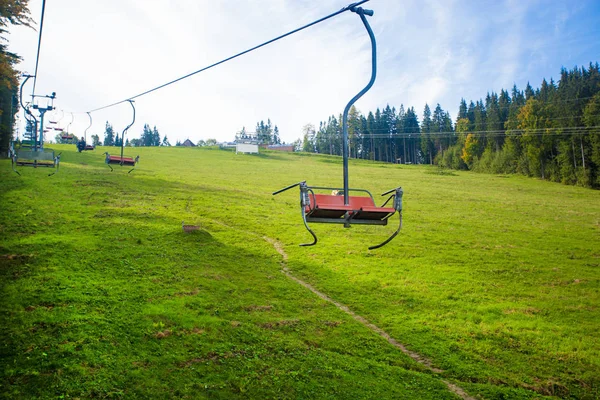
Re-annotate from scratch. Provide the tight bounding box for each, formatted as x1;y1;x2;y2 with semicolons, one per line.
2;144;599;399
263;235;475;400
211;215;474;399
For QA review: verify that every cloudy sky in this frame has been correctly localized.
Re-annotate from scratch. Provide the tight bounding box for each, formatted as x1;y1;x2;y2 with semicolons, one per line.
8;0;600;144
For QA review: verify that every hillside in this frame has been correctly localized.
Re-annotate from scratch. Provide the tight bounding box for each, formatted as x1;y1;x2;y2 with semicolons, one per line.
1;145;599;399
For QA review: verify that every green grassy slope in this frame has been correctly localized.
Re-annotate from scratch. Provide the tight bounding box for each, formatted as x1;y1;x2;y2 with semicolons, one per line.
1;144;599;399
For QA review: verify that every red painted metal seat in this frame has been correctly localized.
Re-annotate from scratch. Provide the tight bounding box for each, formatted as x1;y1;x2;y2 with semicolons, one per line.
306;194;395;221
104;151;139;173
306;194;354;218
106;155;136;165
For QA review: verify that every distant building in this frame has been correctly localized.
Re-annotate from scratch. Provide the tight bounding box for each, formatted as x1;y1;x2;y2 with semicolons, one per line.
236;139;259;154
266;144;294;152
182;139;196;147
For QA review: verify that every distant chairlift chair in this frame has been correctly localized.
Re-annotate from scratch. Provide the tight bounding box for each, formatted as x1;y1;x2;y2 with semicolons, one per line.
104;99;139;173
77;112;95;152
273;5;403;250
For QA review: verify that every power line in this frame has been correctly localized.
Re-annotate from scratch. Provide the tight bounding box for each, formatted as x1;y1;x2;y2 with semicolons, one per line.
320;125;600;139
87;0;370;113
31;0;47;98
319;112;600;132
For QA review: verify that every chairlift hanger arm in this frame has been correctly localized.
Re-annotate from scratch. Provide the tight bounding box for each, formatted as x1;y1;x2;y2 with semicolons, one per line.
122;100;136;138
342;5;376;205
84;112;92;138
19;75;37;123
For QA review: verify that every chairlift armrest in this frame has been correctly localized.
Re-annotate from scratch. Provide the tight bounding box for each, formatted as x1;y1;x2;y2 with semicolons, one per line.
381;186;402;196
273;181;306;195
380;187;403;211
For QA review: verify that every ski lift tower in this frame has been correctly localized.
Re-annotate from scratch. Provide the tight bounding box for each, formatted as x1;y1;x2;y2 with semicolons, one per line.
32;92;56;149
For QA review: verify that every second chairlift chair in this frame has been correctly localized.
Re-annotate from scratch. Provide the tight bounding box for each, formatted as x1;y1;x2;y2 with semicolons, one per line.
273;5;404;250
104;99;140;173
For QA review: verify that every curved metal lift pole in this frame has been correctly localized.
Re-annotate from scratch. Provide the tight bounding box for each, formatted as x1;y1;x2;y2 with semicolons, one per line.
13;76;32;174
12;75;37;175
342;6;376;206
66;112;74;135
19;75;38;147
122;100;136;172
85;112;92;144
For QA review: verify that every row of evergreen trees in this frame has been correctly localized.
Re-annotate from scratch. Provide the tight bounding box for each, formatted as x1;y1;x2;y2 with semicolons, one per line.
102;122;170;147
301;63;600;187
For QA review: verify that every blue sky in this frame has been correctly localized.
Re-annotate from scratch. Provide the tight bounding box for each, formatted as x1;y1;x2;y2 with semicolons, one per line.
8;0;600;144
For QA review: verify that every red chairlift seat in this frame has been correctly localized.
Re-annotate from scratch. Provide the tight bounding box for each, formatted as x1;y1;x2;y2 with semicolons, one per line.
104;152;139;173
274;182;403;250
306;193;396;221
105;153;138;165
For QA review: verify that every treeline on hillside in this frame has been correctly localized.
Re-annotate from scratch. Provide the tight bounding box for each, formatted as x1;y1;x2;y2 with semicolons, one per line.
102;122;170;147
0;1;32;156
301;63;600;187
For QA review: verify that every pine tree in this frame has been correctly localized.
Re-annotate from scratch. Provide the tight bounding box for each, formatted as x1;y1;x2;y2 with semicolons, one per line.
457;99;468;123
141;124;153;146
301;124;316;152
421;104;433;164
152;126;160;146
103;122;115;146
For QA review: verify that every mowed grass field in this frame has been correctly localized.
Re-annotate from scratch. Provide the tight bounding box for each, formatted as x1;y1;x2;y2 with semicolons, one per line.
1;144;599;399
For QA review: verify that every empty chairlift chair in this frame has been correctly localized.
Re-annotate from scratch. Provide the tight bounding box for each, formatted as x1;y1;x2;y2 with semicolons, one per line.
11;144;61;176
273;5;404;250
104;99;139;173
11;75;60;176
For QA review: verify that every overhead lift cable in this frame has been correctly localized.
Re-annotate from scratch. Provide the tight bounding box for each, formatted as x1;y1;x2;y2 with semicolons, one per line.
87;0;371;113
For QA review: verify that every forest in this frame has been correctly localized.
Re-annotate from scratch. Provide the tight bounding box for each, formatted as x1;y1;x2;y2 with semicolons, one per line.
301;63;600;187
